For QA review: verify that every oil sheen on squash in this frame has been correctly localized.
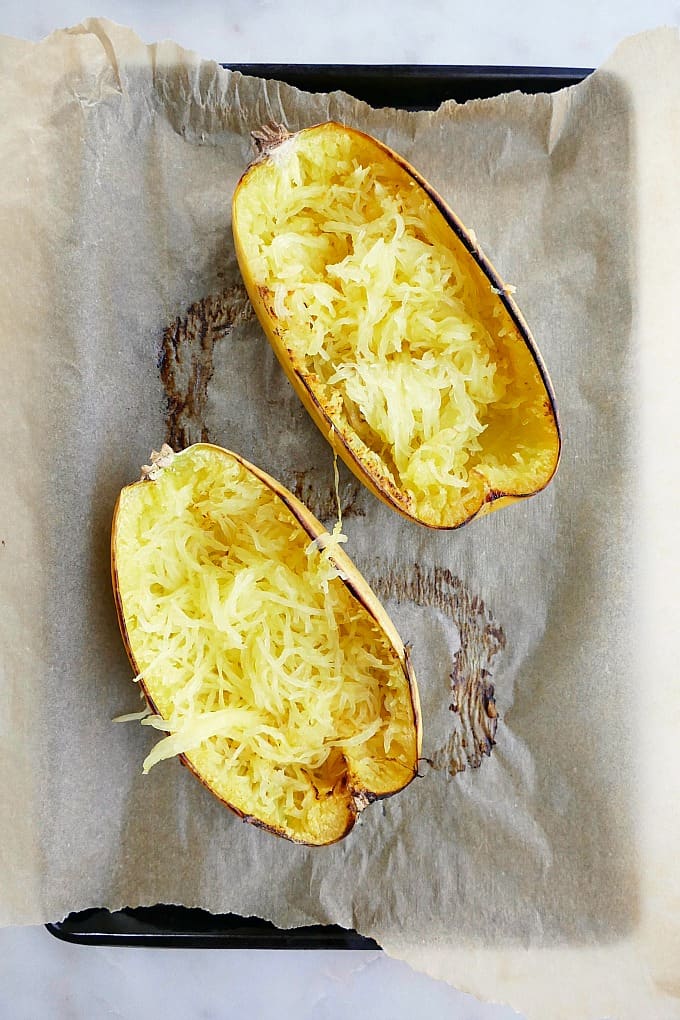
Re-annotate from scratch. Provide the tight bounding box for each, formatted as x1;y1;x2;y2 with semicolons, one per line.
233;122;560;528
112;444;420;845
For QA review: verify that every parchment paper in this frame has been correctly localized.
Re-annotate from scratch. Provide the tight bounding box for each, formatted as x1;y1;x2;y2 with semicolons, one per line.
1;19;678;1019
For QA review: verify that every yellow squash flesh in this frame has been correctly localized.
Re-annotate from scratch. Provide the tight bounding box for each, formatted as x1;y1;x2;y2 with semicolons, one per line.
111;443;421;845
232;121;561;529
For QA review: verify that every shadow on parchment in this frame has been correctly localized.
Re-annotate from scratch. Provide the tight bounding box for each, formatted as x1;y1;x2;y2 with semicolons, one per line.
111;68;639;945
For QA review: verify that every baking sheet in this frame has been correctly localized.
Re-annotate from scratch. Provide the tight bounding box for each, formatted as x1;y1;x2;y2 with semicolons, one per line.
47;62;589;951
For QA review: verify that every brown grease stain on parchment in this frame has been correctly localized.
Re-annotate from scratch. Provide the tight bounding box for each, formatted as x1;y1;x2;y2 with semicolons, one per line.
371;564;505;776
159;286;255;450
159;288;365;520
290;468;365;523
159;292;505;777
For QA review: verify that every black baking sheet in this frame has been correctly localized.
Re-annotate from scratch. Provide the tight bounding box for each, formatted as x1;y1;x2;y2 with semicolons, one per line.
46;63;590;950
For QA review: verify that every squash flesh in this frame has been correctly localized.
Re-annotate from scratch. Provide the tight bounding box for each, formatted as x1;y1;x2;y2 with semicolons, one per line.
233;123;560;527
113;444;419;845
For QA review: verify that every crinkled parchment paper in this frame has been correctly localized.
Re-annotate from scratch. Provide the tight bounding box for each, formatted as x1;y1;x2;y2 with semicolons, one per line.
0;19;678;1019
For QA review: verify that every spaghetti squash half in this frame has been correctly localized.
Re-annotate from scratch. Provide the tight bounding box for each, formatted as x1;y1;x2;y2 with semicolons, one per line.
112;443;421;845
233;122;560;528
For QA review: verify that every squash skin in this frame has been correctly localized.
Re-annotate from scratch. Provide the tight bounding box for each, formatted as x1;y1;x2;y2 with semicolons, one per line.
233;121;561;529
111;443;422;846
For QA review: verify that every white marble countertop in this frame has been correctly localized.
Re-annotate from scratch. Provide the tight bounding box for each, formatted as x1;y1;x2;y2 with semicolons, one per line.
1;2;678;1018
2;0;678;67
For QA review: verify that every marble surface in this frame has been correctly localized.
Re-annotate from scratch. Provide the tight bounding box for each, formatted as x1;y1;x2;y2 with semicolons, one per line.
0;925;520;1020
1;1;679;1018
1;0;678;65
